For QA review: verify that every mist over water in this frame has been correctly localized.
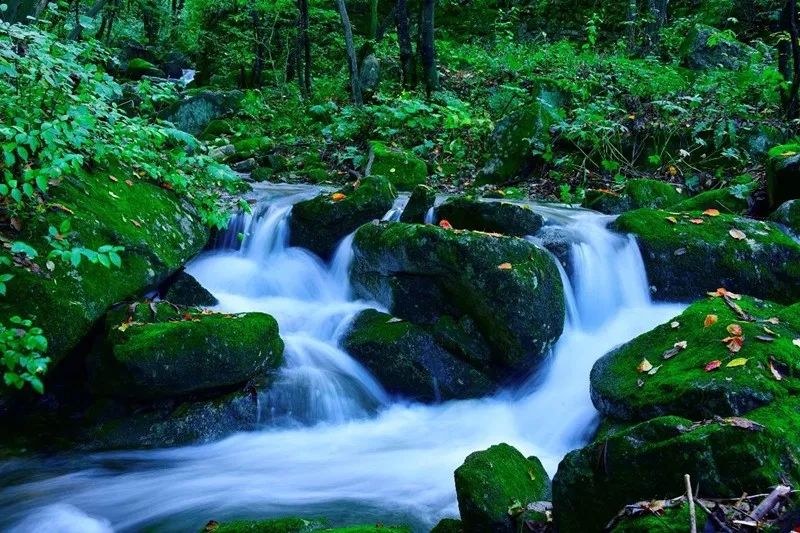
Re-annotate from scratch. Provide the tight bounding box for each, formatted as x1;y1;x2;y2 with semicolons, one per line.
0;185;684;532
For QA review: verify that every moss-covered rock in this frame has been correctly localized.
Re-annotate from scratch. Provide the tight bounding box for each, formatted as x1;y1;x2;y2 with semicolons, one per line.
591;295;800;422
399;184;436;223
289;176;396;260
583;179;685;214
475;100;562;186
671;186;751;214
434;198;543;236
162;270;218;307
770;199;800;235
231;137;273;163
454;443;551;533
0;168;209;382
162;90;243;135
250;167;274;183
200;519;409;533
612;208;800;303
200;119;236;139
609;503;695;532
125;58;165;79
430;518;463;533
767;144;800;209
552;399;800;532
91;311;283;399
342;309;494;401
680;24;754;70
350;223;564;378
368;141;427;190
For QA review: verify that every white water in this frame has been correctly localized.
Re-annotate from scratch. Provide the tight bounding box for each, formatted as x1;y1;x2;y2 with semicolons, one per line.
0;186;684;532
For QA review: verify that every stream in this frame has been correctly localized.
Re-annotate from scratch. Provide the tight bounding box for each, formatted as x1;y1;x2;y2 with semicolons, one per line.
0;184;684;532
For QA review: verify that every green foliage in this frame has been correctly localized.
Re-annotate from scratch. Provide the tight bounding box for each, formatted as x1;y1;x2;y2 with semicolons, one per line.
1;315;49;394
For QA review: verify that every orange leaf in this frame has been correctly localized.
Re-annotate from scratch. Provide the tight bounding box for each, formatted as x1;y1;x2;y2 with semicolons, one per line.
724;336;744;353
439;219;453;230
729;229;746;240
704;314;718;328
690;218;704;224
705;360;722;372
726;324;743;336
703;209;720;216
331;192;347;202
497;263;513;270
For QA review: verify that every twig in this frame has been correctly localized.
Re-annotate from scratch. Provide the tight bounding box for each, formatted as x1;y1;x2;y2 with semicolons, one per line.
686;474;697;533
752;485;791;521
695;499;734;533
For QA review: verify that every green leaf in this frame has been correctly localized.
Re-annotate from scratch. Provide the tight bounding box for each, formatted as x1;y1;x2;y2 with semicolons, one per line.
10;241;37;258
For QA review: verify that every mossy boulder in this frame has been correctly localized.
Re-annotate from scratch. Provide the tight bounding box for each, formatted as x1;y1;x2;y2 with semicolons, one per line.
91;310;283;399
430;518;463;533
289;176;396;260
367;141;427;190
770;199;800;235
671;185;752;214
162;90;244;135
434;198;543;236
342;309;494;401
454;443;551;533
475;99;562;185
608;502;694;532
767;144;800;209
583;179;685;215
350;222;564;380
125;58;165;79
591;295;800;422
680;24;754;70
200;119;236;139
0;169;209;401
162;270;218;307
231;137;273;163
612;208;800;303
200;519;409;533
552;399;800;532
250;167;274;183
399;184;436;223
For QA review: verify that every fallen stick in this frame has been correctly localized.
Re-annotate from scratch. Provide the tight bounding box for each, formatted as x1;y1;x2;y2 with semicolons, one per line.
696;499;734;533
752;485;791;522
686;474;697;533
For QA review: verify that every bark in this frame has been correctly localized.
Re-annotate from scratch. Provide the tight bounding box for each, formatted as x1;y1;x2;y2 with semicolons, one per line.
626;0;638;51
420;0;438;96
784;0;800;119
297;0;312;96
644;0;668;51
369;0;378;39
334;0;362;105
396;0;415;86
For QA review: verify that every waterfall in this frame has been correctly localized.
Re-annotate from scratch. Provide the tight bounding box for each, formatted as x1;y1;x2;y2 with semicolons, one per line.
0;186;685;533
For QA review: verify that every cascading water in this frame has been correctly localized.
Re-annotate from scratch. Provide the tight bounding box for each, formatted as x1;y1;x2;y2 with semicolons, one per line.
0;185;684;533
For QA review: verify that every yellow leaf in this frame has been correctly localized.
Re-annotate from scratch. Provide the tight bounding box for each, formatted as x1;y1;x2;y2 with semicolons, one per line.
704;314;718;328
781;151;797;157
726;357;748;368
637;358;653;373
497;263;513;270
729;229;746;240
665;216;678;224
703;209;720;216
331;192;347;202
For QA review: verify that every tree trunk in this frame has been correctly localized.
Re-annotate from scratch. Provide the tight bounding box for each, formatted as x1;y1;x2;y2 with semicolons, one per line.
375;0;397;41
334;0;362;105
644;0;668;51
67;0;109;39
420;0;438;96
626;0;638;51
250;4;265;87
784;0;800;119
369;0;379;39
396;0;415;86
297;0;312;96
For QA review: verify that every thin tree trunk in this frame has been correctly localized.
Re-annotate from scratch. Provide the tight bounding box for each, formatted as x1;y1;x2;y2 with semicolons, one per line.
67;0;109;39
369;0;378;39
420;0;438;97
250;5;265;87
396;0;415;86
785;0;800;119
297;0;312;96
334;0;362;105
626;0;638;52
375;0;397;41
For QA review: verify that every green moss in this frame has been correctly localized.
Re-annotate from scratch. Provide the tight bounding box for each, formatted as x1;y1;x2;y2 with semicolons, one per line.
583;179;685;214
454;443;551;533
553;398;800;532
200;119;235;139
767;145;800;208
288;176;396;259
430;518;463;533
609;503;693;532
202;517;325;533
342;309;494;401
368;141;427;190
591;295;800;422
770;200;800;235
434;198;543;236
613;208;800;303
351;222;565;378
91;311;283;399
399;184;436;223
163;271;218;306
671;187;750;214
232;137;273;161
126;58;164;79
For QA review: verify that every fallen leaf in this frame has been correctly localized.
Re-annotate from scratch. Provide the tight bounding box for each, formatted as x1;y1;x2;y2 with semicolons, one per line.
674;248;687;256
109;191;120;199
726;324;743;336
703;209;720;217
764;317;780;325
690;218;704;224
726;357;748;368
386;317;403;323
497;263;513;270
45;260;55;271
755;335;775;342
125;179;134;187
707;288;741;299
794;339;800;349
109;175;118;183
637;358;653;373
637;378;645;388
662;341;687;360
763;326;778;336
705;360;722;372
439;219;453;229
670;321;680;329
10;217;21;231
723;336;744;353
729;229;746;240
668;165;678;176
665;216;678;224
131;220;142;228
704;314;718;328
648;365;662;375
674;340;687;350
331;192;346;202
769;357;783;381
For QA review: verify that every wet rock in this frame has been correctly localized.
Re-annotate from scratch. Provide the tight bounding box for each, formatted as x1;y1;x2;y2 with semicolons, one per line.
90;310;283;400
368;141;427;190
209;144;235;161
231;158;258;173
350;223;564;379
767;143;800;209
430;518;463;533
435;197;543;236
455;443;551;533
612;208;800;303
199;518;409;533
591;296;800;422
583;179;685;214
125;58;165;79
162;270;218;307
552;399;800;531
342;309;495;401
399;184;436;223
288;176;396;260
770;199;800;235
680;24;754;70
250;167;274;182
359;54;381;97
671;184;753;214
608;502;695;532
162;90;243;135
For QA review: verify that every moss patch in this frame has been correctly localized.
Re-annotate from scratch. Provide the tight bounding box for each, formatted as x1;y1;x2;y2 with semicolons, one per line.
584;179;685;214
434;198;543;236
368;141;427;190
671;186;751;214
